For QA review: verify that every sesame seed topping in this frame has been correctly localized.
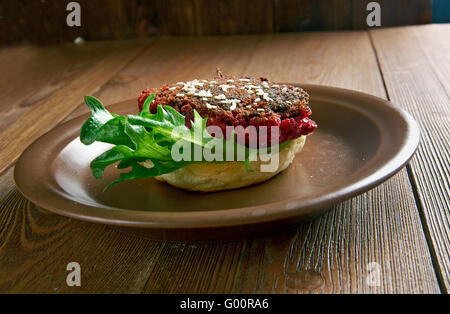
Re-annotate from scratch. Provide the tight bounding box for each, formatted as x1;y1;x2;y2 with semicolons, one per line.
214;94;227;100
220;99;240;111
195;90;213;97
220;84;235;92
183;86;197;92
184;79;204;88
230;100;240;110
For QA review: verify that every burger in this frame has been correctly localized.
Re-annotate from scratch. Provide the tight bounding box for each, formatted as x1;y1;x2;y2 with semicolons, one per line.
80;69;317;192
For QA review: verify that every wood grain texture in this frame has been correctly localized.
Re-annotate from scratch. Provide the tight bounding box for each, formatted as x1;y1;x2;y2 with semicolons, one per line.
0;28;445;293
243;31;386;95
0;40;149;175
370;25;450;291
274;0;353;32
412;24;450;96
0;169;164;293
1;0;433;45
0;0;157;46
155;0;274;36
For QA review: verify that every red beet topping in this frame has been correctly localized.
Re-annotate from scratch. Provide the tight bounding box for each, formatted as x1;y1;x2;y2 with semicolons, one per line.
137;78;317;146
137;88;151;111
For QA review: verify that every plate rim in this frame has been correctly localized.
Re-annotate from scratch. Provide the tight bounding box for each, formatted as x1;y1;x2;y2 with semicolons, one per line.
14;84;421;229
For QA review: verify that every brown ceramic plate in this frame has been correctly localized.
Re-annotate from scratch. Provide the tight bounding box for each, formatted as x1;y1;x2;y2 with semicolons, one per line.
14;84;420;241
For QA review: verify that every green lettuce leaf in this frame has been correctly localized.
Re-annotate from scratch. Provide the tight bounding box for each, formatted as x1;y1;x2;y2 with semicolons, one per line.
80;95;224;189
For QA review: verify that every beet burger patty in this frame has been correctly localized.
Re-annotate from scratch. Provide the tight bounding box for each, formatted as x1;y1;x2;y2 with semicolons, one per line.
138;71;317;146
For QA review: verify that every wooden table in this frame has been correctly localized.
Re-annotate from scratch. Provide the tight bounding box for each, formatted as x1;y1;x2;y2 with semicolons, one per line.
0;24;448;294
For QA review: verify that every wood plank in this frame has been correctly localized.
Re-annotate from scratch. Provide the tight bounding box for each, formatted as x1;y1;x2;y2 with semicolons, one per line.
274;0;353;32
412;24;450;96
154;0;274;36
370;25;450;292
0;0;157;46
139;32;440;293
243;31;386;95
0;40;149;175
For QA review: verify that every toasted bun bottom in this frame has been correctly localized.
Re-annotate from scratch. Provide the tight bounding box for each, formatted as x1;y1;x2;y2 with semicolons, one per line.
155;136;306;192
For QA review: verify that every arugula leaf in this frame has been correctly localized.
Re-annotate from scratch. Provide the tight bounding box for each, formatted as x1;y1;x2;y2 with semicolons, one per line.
80;96;114;145
81;95;218;189
139;93;156;116
80;96;134;147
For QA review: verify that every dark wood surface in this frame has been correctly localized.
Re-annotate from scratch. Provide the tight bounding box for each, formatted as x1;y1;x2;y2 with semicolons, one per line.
0;25;448;293
1;0;432;45
371;24;450;290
